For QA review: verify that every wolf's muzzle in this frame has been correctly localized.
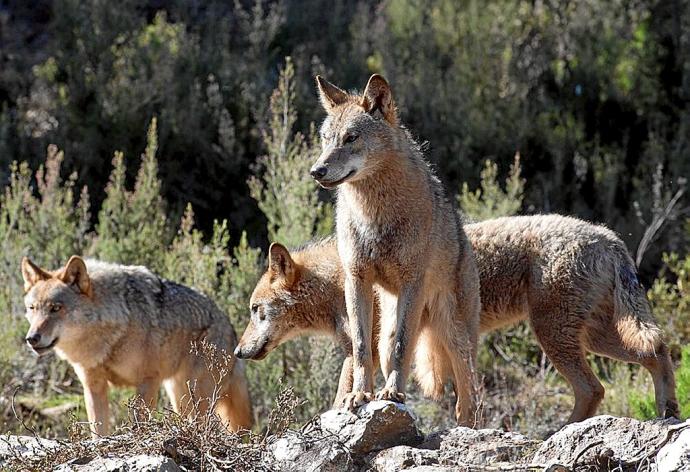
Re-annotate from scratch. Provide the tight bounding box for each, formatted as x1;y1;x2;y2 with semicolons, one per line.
27;336;59;355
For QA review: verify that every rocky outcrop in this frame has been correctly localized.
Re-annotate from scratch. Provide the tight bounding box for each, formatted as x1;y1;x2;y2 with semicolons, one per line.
2;404;688;471
531;415;682;470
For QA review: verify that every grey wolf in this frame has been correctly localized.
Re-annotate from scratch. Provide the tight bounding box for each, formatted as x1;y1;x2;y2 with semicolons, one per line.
235;214;678;425
21;256;252;437
308;74;481;425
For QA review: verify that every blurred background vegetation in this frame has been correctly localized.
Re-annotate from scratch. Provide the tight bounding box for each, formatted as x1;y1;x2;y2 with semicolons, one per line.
0;0;688;438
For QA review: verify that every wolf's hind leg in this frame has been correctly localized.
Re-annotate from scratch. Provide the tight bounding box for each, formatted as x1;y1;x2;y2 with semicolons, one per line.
432;293;478;427
135;378;160;409
216;367;253;432
584;315;679;419
532;310;604;424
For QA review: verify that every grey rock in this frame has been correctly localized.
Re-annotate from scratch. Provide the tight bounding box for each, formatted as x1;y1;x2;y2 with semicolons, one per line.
531;415;680;469
320;400;423;455
370;427;538;471
270;431;353;472
0;435;60;465
656;425;690;472
269;400;419;471
54;455;181;472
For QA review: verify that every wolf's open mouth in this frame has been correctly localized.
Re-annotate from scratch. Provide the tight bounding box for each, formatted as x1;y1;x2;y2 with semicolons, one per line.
318;169;356;188
33;337;58;355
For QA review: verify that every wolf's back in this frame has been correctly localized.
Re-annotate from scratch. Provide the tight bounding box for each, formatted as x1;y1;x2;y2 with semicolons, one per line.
85;260;229;333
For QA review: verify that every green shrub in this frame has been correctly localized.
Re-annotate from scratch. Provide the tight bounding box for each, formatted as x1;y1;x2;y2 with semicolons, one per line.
91;118;170;269
458;152;525;222
648;249;690;355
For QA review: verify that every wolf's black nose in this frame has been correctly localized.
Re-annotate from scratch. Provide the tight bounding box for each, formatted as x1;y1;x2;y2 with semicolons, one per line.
25;333;41;346
310;166;328;179
234;346;244;358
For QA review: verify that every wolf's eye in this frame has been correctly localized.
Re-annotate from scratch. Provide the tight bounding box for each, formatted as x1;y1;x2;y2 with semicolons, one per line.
50;304;62;313
27;305;35;311
343;134;359;144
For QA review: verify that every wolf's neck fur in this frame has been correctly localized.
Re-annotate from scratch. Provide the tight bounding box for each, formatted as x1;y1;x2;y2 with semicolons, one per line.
338;137;430;226
293;249;350;345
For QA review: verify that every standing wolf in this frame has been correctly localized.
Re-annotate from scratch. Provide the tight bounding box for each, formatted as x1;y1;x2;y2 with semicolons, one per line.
235;215;679;426
21;256;252;437
309;74;481;425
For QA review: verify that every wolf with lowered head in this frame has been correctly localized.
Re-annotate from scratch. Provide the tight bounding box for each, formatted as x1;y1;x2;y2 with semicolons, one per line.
236;215;679;427
309;74;481;425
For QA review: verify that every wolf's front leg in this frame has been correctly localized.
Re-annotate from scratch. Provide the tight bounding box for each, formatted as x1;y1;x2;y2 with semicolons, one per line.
376;277;425;403
80;372;110;438
341;274;375;410
133;378;160;424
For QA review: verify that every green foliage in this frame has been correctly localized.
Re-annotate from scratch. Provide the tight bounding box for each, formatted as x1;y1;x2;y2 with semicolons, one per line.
677;346;690;419
248;57;330;247
459;153;525;221
91;119;169;268
648;248;690;355
224;233;263;331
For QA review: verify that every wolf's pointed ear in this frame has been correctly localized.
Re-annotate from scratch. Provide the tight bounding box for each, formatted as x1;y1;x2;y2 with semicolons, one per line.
316;76;349;113
21;257;51;292
59;256;92;297
268;243;297;285
361;74;397;125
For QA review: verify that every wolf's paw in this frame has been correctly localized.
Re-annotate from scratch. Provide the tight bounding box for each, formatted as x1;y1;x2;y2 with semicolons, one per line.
374;387;405;403
665;399;681;419
341;391;372;411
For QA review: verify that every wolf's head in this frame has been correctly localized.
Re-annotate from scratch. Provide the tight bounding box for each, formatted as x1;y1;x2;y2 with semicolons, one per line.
234;243;336;360
310;74;400;188
21;256;93;356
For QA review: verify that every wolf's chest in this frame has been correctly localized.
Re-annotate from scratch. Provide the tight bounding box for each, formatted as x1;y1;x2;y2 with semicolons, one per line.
338;219;410;283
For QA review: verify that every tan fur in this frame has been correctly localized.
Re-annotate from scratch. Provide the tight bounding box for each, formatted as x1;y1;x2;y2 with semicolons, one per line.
236;214;679;427
21;256;252;437
309;74;481;425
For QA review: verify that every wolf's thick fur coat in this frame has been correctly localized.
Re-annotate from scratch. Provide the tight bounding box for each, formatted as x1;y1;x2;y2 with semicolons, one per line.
22;256;253;437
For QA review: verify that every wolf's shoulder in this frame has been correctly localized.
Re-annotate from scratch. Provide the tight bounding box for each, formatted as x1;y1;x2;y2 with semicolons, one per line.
84;259;159;284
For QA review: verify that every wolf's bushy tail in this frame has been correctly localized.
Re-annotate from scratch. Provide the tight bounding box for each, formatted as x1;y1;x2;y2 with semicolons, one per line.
413;328;447;400
612;247;662;355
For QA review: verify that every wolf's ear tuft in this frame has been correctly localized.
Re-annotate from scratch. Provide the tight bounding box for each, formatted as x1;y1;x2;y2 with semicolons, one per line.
59;256;92;297
268;243;297;284
21;257;51;292
316;76;349;113
361;74;397;125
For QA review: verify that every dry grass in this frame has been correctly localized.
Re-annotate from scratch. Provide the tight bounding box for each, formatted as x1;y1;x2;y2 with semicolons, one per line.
1;343;304;472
